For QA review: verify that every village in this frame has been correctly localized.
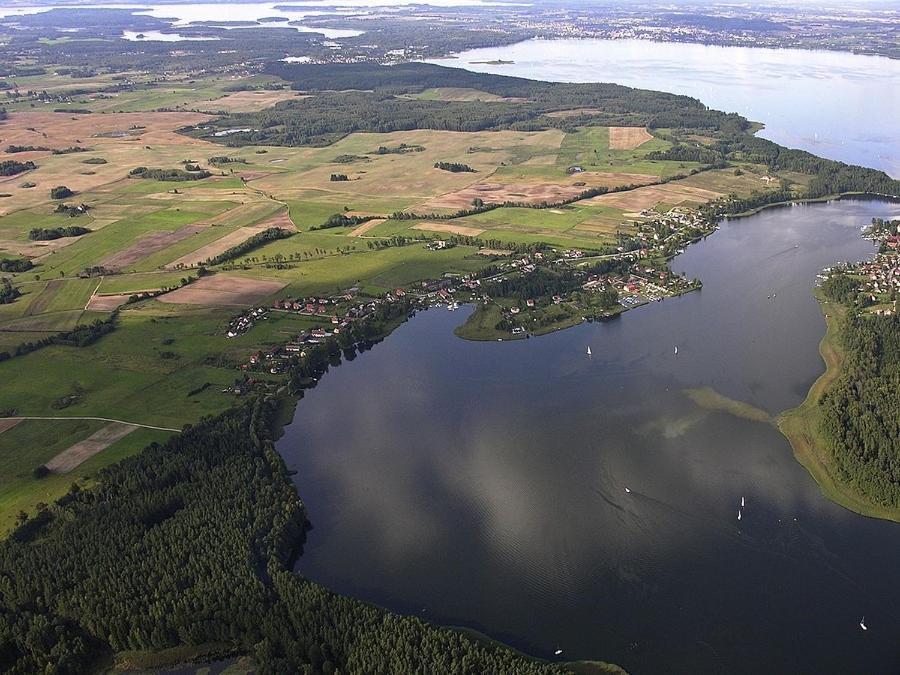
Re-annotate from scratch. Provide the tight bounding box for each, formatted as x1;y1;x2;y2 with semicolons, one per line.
228;201;719;360
825;218;900;315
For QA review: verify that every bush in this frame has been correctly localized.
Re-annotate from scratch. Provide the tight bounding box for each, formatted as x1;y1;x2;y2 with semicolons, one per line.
50;185;74;199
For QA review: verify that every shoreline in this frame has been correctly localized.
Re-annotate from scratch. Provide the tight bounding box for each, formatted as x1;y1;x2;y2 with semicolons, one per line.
776;294;900;524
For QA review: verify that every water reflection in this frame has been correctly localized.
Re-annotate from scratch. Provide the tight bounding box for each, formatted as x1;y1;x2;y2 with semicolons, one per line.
279;200;900;674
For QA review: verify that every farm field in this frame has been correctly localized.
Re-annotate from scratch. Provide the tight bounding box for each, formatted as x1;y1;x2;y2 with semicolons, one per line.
0;78;821;532
0;417;170;535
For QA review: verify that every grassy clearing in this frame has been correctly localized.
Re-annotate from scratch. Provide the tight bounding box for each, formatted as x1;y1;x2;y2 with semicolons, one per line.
454;303;515;341
0;418;171;535
776;296;900;523
550;127;691;178
97;270;195;294
244;243;490;297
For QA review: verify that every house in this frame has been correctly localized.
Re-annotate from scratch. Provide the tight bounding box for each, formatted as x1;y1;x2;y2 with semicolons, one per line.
526;298;535;308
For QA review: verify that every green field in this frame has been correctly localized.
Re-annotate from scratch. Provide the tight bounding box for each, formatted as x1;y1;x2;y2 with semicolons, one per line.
0;418;171;534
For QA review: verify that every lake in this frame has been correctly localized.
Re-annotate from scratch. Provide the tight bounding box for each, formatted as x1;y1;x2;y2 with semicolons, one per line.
278;198;900;674
429;39;900;178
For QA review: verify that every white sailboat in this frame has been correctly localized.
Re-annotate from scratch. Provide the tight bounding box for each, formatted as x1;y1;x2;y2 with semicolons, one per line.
860;616;867;631
624;487;631;494
554;648;564;656
737;509;742;521
741;496;745;508
586;346;592;356
674;345;678;356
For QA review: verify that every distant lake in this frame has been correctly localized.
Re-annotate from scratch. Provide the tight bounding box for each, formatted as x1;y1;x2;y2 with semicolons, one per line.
429;39;900;178
278;198;900;674
0;3;366;38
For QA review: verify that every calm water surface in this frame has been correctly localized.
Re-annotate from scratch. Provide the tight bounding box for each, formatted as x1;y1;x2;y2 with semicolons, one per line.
279;199;900;674
430;39;900;177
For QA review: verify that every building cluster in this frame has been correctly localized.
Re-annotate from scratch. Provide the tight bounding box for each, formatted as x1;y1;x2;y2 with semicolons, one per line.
226;307;267;339
821;223;899;316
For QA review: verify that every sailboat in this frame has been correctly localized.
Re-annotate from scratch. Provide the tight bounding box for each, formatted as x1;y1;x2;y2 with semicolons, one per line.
860;616;867;631
741;496;745;508
674;345;678;356
554;648;564;656
587;346;592;356
624;487;631;494
737;509;742;521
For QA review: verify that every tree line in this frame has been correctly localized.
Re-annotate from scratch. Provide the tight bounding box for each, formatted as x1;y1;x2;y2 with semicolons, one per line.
0;159;35;177
0;258;33;273
205;228;293;266
28;225;90;241
0;314;117;362
129;167;212;181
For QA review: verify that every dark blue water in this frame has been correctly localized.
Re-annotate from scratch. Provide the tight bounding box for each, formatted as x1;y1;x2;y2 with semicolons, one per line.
278;198;900;674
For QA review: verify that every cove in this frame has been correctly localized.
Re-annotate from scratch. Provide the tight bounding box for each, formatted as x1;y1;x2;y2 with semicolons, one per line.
277;198;900;674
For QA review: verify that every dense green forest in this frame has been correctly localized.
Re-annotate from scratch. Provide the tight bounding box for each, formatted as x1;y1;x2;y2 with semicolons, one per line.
185;63;746;147
0;393;573;674
818;306;900;509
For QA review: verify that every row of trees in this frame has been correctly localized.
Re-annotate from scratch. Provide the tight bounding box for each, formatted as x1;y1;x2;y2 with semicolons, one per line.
205;228;293;266
28;225;90;241
128;167;211;181
0;314;117;362
0;257;32;273
0;159;35;177
434;161;475;173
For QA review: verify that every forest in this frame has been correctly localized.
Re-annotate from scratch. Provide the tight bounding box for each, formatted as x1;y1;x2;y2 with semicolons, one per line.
185;63;746;147
819;309;900;509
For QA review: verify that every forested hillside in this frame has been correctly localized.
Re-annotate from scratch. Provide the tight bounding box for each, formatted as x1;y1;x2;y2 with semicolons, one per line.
819;310;900;508
186;63;900;200
0;399;575;674
184;62;748;146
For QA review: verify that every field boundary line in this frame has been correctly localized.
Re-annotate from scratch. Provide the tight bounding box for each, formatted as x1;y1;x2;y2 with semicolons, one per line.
8;416;181;433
